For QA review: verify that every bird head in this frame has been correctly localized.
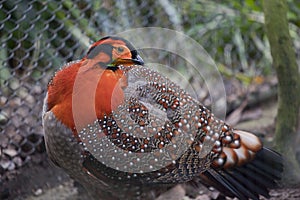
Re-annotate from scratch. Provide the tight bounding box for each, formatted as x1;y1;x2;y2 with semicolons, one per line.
85;36;144;69
46;36;144;134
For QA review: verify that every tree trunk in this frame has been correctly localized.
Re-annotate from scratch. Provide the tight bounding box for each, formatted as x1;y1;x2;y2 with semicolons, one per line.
263;0;300;185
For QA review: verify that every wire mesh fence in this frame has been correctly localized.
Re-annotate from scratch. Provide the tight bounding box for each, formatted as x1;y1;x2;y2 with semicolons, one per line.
0;0;299;192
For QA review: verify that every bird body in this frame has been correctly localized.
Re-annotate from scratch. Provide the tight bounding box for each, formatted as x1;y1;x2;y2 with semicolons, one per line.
43;36;283;200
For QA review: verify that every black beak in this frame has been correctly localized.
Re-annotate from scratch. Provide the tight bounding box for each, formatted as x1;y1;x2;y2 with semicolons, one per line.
132;54;144;65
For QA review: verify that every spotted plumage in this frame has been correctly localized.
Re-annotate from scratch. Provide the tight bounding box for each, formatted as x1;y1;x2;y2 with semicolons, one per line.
43;36;283;200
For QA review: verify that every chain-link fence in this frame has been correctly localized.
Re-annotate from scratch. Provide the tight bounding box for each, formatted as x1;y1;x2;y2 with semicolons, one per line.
1;0;300;199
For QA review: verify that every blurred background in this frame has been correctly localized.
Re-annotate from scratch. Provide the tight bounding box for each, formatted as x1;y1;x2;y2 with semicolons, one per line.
1;0;300;199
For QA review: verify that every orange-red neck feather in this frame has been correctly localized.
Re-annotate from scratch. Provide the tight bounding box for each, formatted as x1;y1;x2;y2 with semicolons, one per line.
47;58;126;135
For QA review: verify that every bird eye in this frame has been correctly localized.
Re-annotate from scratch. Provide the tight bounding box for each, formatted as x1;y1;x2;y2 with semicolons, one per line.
116;47;124;53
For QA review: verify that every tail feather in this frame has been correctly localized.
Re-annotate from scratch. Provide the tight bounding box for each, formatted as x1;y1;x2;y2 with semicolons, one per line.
237;165;276;189
221;170;261;199
203;169;261;200
199;169;243;198
199;147;283;200
226;168;270;198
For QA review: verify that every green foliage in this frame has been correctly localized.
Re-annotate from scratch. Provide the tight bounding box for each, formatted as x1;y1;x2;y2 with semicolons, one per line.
182;0;299;81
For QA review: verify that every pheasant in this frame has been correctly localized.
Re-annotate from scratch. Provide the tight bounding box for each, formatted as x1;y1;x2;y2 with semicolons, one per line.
43;36;283;200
